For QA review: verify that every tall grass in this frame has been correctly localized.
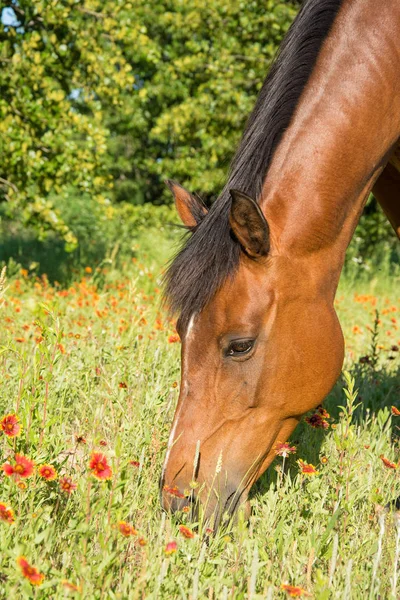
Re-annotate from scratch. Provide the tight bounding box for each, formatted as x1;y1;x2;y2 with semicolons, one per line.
0;229;398;598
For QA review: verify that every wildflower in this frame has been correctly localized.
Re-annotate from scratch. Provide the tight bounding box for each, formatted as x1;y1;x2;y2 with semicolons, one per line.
75;435;87;444
62;581;81;592
305;413;329;429
320;456;328;464
17;557;45;586
0;502;15;524
164;541;177;555
0;414;21;438
118;521;137;537
119;381;127;389
391;406;400;416
179;525;195;539
391;345;399;352
84;266;92;274
182;506;190;513
274;442;296;458
380;455;397;470
281;583;311;597
205;528;214;536
38;464;57;481
317;405;330;419
57;343;66;354
3;454;35;479
163;484;185;499
298;460;319;476
138;537;147;546
89;452;113;480
59;476;77;495
129;460;140;468
99;440;107;447
168;334;180;343
17;481;27;490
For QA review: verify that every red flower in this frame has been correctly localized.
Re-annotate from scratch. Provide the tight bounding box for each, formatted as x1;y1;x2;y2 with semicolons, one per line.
119;382;127;389
380;455;397;469
317;405;330;419
179;525;195;539
274;442;297;458
168;334;180;344
281;583;311;597
38;464;57;481
164;541;177;555
89;452;113;480
305;413;329;429
118;521;137;537
2;454;35;479
129;460;140;468
0;502;15;524
163;484;185;499
0;414;21;438
298;460;319;476
59;476;77;495
17;556;45;586
391;406;400;416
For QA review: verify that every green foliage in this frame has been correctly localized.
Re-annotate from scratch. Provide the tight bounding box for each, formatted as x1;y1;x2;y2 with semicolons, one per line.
0;1;139;244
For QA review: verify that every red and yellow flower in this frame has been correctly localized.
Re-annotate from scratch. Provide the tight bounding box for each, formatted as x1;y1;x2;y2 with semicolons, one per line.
88;452;113;480
281;583;311;597
164;541;177;555
274;442;297;458
298;460;319;476
17;556;45;586
0;413;21;437
0;502;15;524
179;525;195;539
391;406;400;416
59;476;77;495
38;464;57;481
305;413;329;429
118;521;137;537
380;455;397;470
163;484;185;499
2;454;35;479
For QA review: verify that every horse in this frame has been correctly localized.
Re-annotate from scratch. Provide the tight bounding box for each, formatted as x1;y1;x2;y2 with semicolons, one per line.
160;0;400;524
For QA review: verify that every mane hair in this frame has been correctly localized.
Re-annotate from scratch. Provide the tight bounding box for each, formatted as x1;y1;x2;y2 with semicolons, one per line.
164;0;343;327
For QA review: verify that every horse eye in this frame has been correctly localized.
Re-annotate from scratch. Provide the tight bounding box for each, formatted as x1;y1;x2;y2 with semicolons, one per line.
226;339;254;357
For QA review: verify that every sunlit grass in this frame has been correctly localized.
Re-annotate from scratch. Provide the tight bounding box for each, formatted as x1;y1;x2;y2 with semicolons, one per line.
0;230;399;598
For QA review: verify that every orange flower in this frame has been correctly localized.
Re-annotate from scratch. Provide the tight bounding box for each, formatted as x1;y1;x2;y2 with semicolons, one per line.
38;464;57;481
320;456;328;464
0;414;21;437
118;521;137;537
179;525;195;539
391;406;400;416
168;334;180;344
119;381;127;389
17;556;45;586
138;537;147;546
298;460;319;476
380;455;397;470
89;452;113;480
305;413;329;429
274;442;296;458
59;476;77;495
0;502;15;524
164;541;177;555
3;454;35;479
84;266;92;274
281;583;311;597
163;484;185;499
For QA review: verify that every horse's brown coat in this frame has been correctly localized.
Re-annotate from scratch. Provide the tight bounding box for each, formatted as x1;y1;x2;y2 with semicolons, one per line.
161;0;400;521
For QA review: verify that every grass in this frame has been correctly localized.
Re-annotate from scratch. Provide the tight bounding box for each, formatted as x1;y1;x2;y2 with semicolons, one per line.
0;229;399;599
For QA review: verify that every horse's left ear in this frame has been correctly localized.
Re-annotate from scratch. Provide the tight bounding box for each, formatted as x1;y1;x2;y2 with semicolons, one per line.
229;189;270;258
165;180;208;227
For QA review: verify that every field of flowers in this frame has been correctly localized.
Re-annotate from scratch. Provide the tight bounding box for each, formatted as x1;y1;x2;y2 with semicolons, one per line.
0;229;399;599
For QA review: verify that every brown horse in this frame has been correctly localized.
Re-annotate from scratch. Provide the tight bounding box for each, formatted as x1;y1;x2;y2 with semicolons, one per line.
161;0;400;523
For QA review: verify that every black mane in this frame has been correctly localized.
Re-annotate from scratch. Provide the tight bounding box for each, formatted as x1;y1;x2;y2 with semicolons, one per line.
164;0;343;326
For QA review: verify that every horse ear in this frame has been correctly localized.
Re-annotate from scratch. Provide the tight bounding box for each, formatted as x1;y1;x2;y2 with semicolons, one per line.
165;180;208;227
229;189;270;258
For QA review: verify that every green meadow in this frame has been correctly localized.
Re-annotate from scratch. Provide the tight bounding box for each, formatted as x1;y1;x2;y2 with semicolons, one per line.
0;227;399;599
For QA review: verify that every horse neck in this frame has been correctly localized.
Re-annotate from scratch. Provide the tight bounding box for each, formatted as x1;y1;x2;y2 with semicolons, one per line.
260;0;400;295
